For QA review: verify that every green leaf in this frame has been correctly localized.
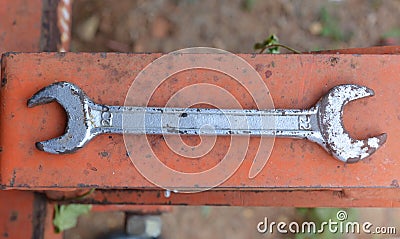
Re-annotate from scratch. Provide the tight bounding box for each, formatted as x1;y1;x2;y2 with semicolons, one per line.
53;204;92;233
253;34;280;53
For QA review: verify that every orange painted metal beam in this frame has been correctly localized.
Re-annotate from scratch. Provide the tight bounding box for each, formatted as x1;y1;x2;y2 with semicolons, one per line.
0;52;398;198
0;191;61;239
0;2;98;239
0;0;43;53
0;1;66;238
0;191;36;238
0;0;64;53
0;3;169;237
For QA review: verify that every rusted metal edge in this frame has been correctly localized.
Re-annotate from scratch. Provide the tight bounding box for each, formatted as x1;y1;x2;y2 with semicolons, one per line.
47;188;400;207
310;45;400;54
5;184;400;190
0;55;5;189
32;192;48;239
92;205;172;214
40;0;61;51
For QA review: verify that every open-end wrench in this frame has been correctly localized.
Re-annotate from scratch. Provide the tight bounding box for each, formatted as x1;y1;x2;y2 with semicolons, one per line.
28;82;386;163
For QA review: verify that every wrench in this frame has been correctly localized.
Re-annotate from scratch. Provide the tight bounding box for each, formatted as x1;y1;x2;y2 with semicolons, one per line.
28;82;386;163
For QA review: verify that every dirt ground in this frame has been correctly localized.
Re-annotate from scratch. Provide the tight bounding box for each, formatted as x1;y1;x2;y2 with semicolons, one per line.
71;0;400;53
66;1;400;238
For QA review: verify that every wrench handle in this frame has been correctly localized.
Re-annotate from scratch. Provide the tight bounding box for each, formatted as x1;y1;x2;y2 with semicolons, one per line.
89;103;320;139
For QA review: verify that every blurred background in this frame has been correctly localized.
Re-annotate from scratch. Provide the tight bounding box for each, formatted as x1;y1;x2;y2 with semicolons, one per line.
71;0;400;53
66;0;400;238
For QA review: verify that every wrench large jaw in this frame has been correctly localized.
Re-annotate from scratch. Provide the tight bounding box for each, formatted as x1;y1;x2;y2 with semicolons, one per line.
27;82;93;154
316;84;387;163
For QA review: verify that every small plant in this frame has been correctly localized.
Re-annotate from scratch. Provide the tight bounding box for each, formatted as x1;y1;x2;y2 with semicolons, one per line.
254;34;301;54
